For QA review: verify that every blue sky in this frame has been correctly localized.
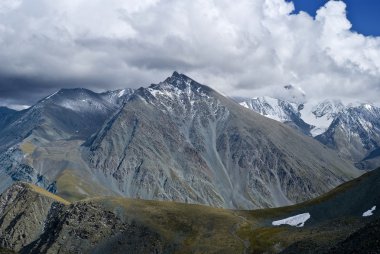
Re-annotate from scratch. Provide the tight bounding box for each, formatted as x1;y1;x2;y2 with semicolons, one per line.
289;0;380;36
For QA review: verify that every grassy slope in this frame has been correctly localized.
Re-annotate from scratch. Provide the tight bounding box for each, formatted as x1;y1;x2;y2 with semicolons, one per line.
15;168;378;253
24;182;71;205
237;169;380;253
86;168;379;253
55;169;114;202
88;197;247;254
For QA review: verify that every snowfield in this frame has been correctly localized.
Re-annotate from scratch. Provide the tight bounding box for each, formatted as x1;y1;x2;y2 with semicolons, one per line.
272;213;311;227
363;206;376;217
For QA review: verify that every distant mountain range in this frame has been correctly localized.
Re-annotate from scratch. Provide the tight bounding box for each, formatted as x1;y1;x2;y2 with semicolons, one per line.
236;88;380;170
0;72;360;210
1;72;379;254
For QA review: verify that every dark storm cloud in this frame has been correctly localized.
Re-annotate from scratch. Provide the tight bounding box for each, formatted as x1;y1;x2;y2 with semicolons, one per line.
0;0;379;109
0;73;112;106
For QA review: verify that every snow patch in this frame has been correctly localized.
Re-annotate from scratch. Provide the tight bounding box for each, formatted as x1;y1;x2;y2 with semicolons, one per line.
363;104;373;111
272;213;311;227
118;89;126;97
44;90;59;101
363;206;376;217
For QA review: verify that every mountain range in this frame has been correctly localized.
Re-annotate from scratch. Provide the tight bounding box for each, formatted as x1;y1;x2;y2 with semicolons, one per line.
0;72;378;253
237;88;380;170
0;72;360;210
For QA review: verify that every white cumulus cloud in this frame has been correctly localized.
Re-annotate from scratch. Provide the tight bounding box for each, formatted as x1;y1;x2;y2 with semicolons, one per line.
0;0;379;106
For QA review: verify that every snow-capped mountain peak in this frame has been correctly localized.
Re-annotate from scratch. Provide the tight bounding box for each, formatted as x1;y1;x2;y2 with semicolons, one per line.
239;93;380;168
239;96;299;122
299;99;346;137
144;72;211;103
311;99;345;119
274;84;307;105
237;96;312;135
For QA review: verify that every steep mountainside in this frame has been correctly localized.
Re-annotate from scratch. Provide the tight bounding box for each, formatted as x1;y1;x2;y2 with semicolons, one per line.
0;88;121;150
0;168;379;254
357;147;380;170
278;167;380;253
0;183;69;252
0;88;134;195
0;183;165;254
316;104;380;168
85;72;359;209
0;107;17;131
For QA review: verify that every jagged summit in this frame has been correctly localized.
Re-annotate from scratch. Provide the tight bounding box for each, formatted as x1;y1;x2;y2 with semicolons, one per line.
273;84;306;104
238;96;312;135
310;99;345;118
129;72;215;110
148;71;212;94
164;71;193;89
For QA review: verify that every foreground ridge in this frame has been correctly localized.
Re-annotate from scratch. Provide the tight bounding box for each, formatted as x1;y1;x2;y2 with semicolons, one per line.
0;168;379;253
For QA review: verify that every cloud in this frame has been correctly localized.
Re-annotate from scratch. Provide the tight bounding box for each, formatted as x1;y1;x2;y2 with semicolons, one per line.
0;0;22;13
0;0;379;107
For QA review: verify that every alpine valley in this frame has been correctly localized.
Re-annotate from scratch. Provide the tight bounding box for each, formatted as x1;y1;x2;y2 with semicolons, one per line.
0;72;379;253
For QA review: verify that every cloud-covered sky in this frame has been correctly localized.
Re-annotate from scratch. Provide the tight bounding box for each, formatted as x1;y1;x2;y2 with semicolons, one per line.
0;0;379;109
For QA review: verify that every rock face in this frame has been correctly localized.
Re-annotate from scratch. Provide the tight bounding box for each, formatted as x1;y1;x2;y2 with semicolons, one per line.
24;203;164;254
0;183;68;252
0;183;165;254
85;72;359;209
